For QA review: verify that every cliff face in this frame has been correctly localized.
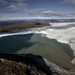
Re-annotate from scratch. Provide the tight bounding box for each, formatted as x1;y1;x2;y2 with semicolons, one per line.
0;59;47;75
0;53;51;75
0;53;75;75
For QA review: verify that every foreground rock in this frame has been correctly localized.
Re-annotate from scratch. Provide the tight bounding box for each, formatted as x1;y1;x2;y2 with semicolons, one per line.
0;53;75;75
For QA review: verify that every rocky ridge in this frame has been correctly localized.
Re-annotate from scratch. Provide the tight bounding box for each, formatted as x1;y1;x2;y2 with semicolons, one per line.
0;53;75;75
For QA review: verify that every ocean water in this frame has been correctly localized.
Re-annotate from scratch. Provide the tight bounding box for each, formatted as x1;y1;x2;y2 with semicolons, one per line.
0;33;75;70
0;22;75;70
32;22;75;64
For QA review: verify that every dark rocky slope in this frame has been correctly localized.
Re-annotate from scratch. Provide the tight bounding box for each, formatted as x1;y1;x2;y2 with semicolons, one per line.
0;53;75;75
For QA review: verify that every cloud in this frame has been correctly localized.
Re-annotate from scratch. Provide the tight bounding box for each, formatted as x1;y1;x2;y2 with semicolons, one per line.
0;0;28;10
0;9;15;13
9;2;28;10
0;0;7;3
34;10;75;19
0;9;75;20
39;10;65;17
0;13;28;21
63;0;75;4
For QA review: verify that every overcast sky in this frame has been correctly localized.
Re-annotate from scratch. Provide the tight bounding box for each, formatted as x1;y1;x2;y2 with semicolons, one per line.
0;0;75;21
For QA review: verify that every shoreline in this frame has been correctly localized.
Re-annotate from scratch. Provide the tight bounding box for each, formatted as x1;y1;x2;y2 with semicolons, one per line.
0;22;75;64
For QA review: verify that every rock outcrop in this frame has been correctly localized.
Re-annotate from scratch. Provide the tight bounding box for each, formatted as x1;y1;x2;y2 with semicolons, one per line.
0;53;75;75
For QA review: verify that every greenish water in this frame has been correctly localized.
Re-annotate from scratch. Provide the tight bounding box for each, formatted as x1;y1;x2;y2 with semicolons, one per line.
0;34;75;69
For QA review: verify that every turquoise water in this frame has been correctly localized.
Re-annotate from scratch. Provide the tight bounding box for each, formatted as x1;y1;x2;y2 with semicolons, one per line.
0;34;75;69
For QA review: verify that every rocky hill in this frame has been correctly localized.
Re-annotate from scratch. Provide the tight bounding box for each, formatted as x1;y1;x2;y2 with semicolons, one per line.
0;53;75;75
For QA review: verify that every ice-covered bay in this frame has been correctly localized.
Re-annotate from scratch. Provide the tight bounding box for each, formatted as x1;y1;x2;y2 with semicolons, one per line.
33;22;75;64
0;22;75;64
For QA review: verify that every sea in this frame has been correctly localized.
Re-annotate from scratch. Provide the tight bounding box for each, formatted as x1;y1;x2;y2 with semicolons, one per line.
0;22;75;70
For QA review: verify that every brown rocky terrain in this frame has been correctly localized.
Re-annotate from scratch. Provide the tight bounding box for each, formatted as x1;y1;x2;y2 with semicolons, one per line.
0;21;49;34
0;53;75;75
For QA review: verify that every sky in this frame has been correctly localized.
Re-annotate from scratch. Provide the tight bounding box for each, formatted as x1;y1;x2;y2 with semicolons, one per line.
0;0;75;21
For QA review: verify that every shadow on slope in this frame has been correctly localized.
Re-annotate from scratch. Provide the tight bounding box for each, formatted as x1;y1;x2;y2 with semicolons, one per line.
0;53;53;75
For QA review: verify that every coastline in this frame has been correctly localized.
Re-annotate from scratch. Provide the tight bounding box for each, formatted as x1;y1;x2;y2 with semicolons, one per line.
0;22;75;64
33;22;75;64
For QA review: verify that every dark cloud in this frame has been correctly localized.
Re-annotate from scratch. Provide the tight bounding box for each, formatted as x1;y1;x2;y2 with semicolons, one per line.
0;0;28;10
0;9;15;13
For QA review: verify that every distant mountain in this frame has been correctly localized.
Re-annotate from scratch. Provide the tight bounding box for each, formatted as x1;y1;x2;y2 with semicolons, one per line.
0;19;75;26
23;19;75;22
